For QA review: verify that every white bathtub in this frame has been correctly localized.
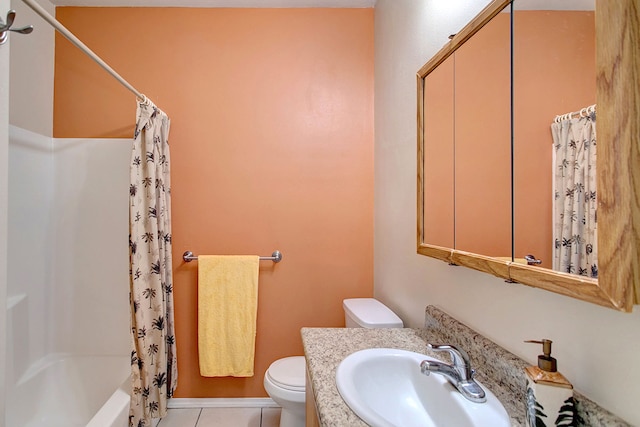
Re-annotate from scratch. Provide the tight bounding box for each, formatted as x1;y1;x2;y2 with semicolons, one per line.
7;354;130;427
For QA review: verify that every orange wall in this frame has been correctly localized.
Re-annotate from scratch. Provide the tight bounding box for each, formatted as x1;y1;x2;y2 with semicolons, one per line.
54;7;374;398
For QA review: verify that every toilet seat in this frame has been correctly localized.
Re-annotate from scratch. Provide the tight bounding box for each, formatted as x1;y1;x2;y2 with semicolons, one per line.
266;356;305;392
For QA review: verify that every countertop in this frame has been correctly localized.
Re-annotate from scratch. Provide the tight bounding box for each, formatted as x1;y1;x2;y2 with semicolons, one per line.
301;306;630;427
301;327;523;426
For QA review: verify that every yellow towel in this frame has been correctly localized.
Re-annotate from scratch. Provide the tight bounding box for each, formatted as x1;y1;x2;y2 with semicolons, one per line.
198;255;259;377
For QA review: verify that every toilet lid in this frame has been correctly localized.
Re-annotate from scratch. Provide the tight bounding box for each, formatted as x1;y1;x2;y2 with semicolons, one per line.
267;356;306;392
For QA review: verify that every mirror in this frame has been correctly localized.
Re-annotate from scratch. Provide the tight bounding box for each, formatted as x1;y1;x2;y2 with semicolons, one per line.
417;0;639;311
453;6;511;257
422;54;454;249
513;0;596;274
422;7;512;257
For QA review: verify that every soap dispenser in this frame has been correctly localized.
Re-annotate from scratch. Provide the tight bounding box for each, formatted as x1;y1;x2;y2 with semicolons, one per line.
524;339;575;427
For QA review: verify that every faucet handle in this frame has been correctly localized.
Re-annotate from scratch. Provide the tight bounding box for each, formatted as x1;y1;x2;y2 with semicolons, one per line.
427;343;471;369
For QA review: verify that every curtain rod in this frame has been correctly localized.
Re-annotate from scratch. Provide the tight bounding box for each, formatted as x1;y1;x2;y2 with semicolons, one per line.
554;104;596;123
20;0;146;102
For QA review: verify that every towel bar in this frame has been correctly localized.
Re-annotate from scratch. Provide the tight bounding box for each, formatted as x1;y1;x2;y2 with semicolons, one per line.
183;250;283;263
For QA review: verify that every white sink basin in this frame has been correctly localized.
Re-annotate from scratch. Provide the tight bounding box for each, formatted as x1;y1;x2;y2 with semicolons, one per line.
336;348;511;427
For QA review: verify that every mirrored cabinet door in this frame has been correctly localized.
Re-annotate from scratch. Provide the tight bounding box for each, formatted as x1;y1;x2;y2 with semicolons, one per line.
453;8;511;257
422;54;455;249
512;1;596;274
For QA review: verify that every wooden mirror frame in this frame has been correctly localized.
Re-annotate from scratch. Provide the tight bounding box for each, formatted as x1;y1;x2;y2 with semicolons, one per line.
417;0;639;312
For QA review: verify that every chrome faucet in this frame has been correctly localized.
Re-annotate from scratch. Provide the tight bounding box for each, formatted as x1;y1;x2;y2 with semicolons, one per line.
420;343;486;403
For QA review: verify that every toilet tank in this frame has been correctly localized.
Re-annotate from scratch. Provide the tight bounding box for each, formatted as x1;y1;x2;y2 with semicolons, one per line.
343;298;403;328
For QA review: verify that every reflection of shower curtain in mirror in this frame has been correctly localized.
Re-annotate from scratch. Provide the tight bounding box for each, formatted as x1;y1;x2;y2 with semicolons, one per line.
551;113;597;277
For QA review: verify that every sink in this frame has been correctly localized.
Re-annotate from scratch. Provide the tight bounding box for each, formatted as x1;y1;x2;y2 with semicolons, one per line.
335;348;511;427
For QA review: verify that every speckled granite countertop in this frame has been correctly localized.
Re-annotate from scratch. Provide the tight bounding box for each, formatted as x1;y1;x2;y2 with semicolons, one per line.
301;306;630;427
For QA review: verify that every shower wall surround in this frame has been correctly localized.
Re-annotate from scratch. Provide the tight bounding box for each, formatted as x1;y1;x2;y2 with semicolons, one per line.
7;127;131;376
7;127;53;380
7;0;49;384
50;137;130;355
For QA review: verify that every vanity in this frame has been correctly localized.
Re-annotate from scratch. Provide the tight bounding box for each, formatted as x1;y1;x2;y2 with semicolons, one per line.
301;306;630;427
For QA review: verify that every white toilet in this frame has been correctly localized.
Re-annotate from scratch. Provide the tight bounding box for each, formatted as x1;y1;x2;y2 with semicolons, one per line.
263;298;403;427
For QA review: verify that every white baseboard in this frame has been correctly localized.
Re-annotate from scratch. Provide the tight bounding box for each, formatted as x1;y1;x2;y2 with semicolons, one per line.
168;397;279;409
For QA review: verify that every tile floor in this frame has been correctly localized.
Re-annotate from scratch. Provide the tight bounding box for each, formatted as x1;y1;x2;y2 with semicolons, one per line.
157;407;281;427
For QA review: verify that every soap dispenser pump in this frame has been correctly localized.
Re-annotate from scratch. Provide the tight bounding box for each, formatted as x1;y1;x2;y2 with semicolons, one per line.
524;339;575;427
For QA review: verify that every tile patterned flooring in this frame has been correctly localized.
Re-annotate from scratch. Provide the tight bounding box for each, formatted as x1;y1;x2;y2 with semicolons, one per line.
157;407;281;427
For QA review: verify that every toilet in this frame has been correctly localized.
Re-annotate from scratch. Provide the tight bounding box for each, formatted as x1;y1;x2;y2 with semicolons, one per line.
263;298;403;427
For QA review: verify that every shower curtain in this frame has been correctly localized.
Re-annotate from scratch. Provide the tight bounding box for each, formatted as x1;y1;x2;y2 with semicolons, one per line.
551;112;598;277
129;98;177;426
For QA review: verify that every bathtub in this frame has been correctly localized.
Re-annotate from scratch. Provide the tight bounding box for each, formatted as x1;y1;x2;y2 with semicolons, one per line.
7;354;130;427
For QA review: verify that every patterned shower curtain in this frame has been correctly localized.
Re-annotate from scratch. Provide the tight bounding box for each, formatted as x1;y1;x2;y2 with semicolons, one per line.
129;98;177;427
551;112;598;277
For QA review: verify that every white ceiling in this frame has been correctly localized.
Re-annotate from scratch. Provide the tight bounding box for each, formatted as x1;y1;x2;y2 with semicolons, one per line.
50;0;376;7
